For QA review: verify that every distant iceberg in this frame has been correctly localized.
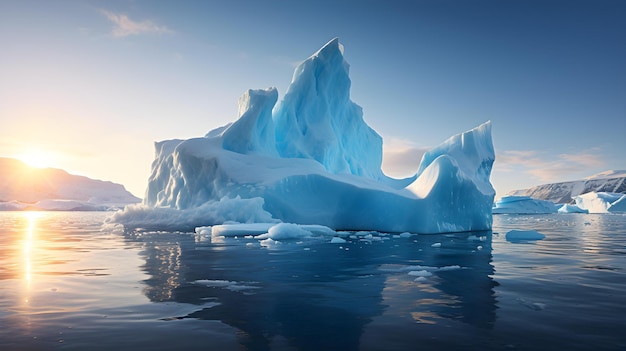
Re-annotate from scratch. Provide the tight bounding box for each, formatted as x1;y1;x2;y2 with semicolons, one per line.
574;192;626;213
110;39;496;234
492;196;557;214
557;204;588;214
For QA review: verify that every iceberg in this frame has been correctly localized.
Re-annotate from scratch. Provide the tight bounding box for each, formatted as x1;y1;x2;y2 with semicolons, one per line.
557;204;589;214
492;196;558;214
574;192;626;213
111;38;496;234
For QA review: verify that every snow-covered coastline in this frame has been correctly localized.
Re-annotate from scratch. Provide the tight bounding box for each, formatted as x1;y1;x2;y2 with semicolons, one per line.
0;157;140;211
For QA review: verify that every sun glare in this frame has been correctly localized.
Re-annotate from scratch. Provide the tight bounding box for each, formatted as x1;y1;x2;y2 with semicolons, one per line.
19;149;56;169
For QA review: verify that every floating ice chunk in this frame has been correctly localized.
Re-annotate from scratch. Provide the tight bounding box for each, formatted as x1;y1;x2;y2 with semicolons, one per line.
431;243;442;248
505;229;545;241
256;223;312;240
260;237;281;248
330;237;347;244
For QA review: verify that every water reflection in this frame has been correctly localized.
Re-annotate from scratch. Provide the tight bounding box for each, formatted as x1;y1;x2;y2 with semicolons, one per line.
22;212;39;304
131;230;497;350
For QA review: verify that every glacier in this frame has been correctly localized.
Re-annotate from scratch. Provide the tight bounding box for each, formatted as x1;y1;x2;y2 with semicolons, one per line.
110;38;495;234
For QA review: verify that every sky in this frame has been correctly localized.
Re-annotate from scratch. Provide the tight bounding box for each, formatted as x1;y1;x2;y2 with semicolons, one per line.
1;0;625;199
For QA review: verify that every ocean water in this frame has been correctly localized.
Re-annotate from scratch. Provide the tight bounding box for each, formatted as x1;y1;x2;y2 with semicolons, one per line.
0;212;625;351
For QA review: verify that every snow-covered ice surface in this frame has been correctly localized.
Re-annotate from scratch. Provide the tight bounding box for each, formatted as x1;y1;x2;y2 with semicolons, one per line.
111;39;495;234
492;196;557;214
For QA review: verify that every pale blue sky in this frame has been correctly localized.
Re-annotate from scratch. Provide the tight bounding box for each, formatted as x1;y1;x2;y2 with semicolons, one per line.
1;0;624;198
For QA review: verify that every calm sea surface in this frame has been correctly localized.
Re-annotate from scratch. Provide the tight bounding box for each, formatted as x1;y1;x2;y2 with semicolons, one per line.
0;211;625;351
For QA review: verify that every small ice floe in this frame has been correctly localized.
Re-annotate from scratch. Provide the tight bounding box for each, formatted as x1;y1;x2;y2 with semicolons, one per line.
256;222;312;240
260;237;282;248
204;222;336;240
330;237;347;244
505;229;545;242
431;242;442;248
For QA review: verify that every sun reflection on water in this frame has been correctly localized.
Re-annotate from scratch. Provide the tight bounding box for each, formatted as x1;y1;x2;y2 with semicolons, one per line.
22;211;40;304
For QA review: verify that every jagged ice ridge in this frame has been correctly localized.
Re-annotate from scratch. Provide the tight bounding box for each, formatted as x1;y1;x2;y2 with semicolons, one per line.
109;38;496;234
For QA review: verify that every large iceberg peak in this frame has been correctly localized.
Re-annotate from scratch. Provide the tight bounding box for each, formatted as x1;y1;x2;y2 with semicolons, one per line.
273;38;384;180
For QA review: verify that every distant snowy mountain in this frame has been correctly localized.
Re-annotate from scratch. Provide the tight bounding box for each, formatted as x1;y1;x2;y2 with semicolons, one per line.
0;157;140;210
508;170;626;203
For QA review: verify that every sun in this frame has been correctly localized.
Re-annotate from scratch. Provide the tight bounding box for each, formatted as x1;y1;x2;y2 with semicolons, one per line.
18;149;57;169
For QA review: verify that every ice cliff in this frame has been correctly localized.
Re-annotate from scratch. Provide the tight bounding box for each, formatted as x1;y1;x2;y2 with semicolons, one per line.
112;38;496;234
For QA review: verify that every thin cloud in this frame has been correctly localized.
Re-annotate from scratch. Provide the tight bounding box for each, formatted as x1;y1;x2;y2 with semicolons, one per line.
495;148;606;182
100;10;172;37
